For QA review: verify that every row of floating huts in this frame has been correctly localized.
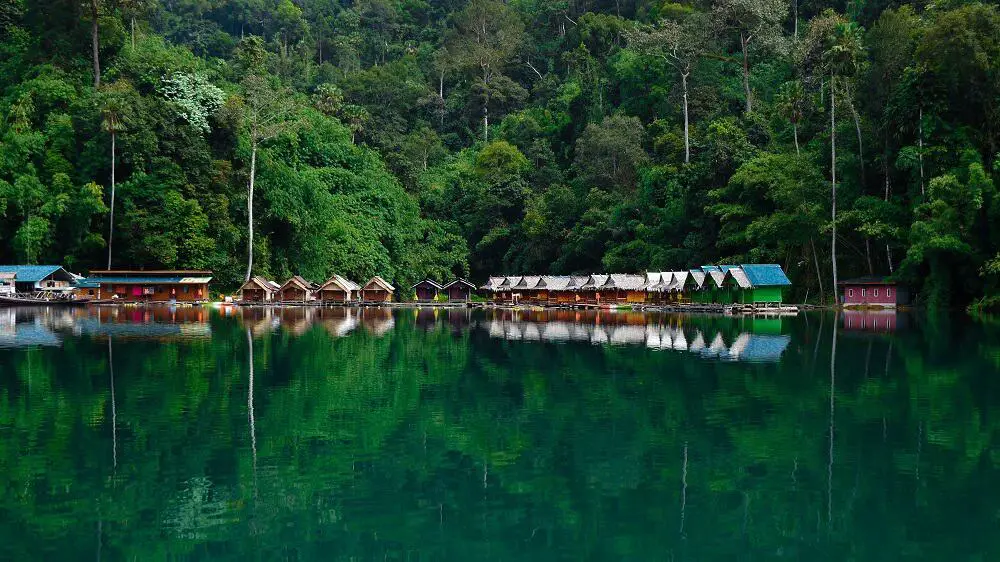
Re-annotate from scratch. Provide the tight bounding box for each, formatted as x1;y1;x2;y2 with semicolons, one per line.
480;264;792;307
238;274;479;304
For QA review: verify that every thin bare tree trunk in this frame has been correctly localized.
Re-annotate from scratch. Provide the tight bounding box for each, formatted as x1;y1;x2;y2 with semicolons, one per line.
131;16;136;50
831;76;839;303
682;71;690;163
884;154;893;273
793;123;800;155
793;0;798;39
245;144;257;283
812;237;824;305
865;238;873;275
850;100;865;186
918;107;925;198
107;132;115;269
91;0;101;88
741;34;752;113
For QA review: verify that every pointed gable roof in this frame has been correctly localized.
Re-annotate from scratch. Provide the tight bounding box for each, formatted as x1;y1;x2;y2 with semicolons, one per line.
480;276;506;291
515;275;542;289
726;268;752;289
499;276;521;289
240;276;279;292
689;269;707;289
318;274;360;292
443;278;477;290
280;275;317;292
363;275;395;292
410;279;443;290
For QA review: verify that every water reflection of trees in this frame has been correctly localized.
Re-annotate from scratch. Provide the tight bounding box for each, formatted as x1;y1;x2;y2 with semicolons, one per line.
0;309;999;560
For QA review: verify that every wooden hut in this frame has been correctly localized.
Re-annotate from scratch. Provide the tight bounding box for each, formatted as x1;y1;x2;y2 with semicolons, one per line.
723;267;753;303
838;276;907;307
480;277;505;302
86;270;212;302
411;279;443;302
279;276;317;303
579;274;609;304
497;276;521;304
316;274;361;303
513;276;543;303
601;274;647;304
239;276;280;302
739;264;791;305
0;265;78;295
362;276;395;302
688;269;709;303
443;278;476;302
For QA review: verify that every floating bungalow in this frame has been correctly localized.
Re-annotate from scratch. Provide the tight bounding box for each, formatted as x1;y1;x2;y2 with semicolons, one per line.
86;270;212;302
839;277;908;308
736;264;791;305
279;276;318;303
316;274;361;303
240;276;281;302
0;272;14;295
0;265;78;295
480;264;793;309
411;279;442;302
443;278;476;302
362;276;395;302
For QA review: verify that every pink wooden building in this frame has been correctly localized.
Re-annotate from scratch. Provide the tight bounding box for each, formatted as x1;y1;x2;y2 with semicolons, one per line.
839;277;908;307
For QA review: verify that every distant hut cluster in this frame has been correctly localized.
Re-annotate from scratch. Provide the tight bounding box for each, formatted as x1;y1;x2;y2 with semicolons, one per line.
480;264;791;307
237;273;476;305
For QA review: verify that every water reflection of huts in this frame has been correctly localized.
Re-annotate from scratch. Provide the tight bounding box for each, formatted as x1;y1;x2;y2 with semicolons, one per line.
476;309;791;362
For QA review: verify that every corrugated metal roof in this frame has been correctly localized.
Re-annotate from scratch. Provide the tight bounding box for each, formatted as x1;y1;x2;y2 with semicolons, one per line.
364;276;395;292
689;270;706;289
443;278;476;290
740;264;791;287
411;279;443;290
319;274;360;292
727;268;752;288
0;265;69;282
90;276;211;284
481;276;505;291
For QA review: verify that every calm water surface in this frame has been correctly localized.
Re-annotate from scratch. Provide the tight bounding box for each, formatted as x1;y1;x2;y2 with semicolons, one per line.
1;305;999;561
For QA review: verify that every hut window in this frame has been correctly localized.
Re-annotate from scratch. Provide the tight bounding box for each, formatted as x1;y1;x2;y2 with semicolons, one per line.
887;288;892;297
183;286;189;293
848;289;854;298
861;288;866;297
874;288;879;297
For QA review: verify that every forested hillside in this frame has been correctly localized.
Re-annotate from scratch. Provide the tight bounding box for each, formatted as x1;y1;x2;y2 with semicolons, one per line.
1;0;998;306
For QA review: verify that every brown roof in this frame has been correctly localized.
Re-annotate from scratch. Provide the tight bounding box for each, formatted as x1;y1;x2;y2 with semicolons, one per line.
240;276;279;292
363;275;395;292
280;275;317;291
318;274;360;292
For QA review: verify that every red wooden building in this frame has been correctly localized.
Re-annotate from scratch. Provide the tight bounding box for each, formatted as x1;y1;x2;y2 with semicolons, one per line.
411;279;442;302
87;270;212;302
839;277;909;307
443;278;476;302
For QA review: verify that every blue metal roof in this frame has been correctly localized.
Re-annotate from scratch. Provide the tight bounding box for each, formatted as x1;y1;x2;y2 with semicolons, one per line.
740;264;791;287
739;335;791;362
0;265;66;282
700;265;721;272
74;279;101;288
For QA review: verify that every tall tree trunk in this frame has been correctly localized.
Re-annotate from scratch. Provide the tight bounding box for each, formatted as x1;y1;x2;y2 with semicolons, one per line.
884;151;893;273
245;143;257;284
108;338;117;470
107;131;115;269
865;238;873;275
439;71;445;127
812;237;825;305
793;0;798;39
130;16;135;50
681;71;690;163
850;100;865;186
740;33;752;113
918;106;925;198
793;123;800;155
831;77;839;303
91;0;101;88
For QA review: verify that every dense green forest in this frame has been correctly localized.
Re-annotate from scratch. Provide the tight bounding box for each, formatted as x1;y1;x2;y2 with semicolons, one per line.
1;0;998;306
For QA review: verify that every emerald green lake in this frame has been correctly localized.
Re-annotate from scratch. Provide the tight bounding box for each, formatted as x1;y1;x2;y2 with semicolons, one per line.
2;306;999;561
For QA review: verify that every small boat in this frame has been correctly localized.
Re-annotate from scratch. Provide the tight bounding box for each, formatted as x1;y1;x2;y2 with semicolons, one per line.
0;294;92;306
